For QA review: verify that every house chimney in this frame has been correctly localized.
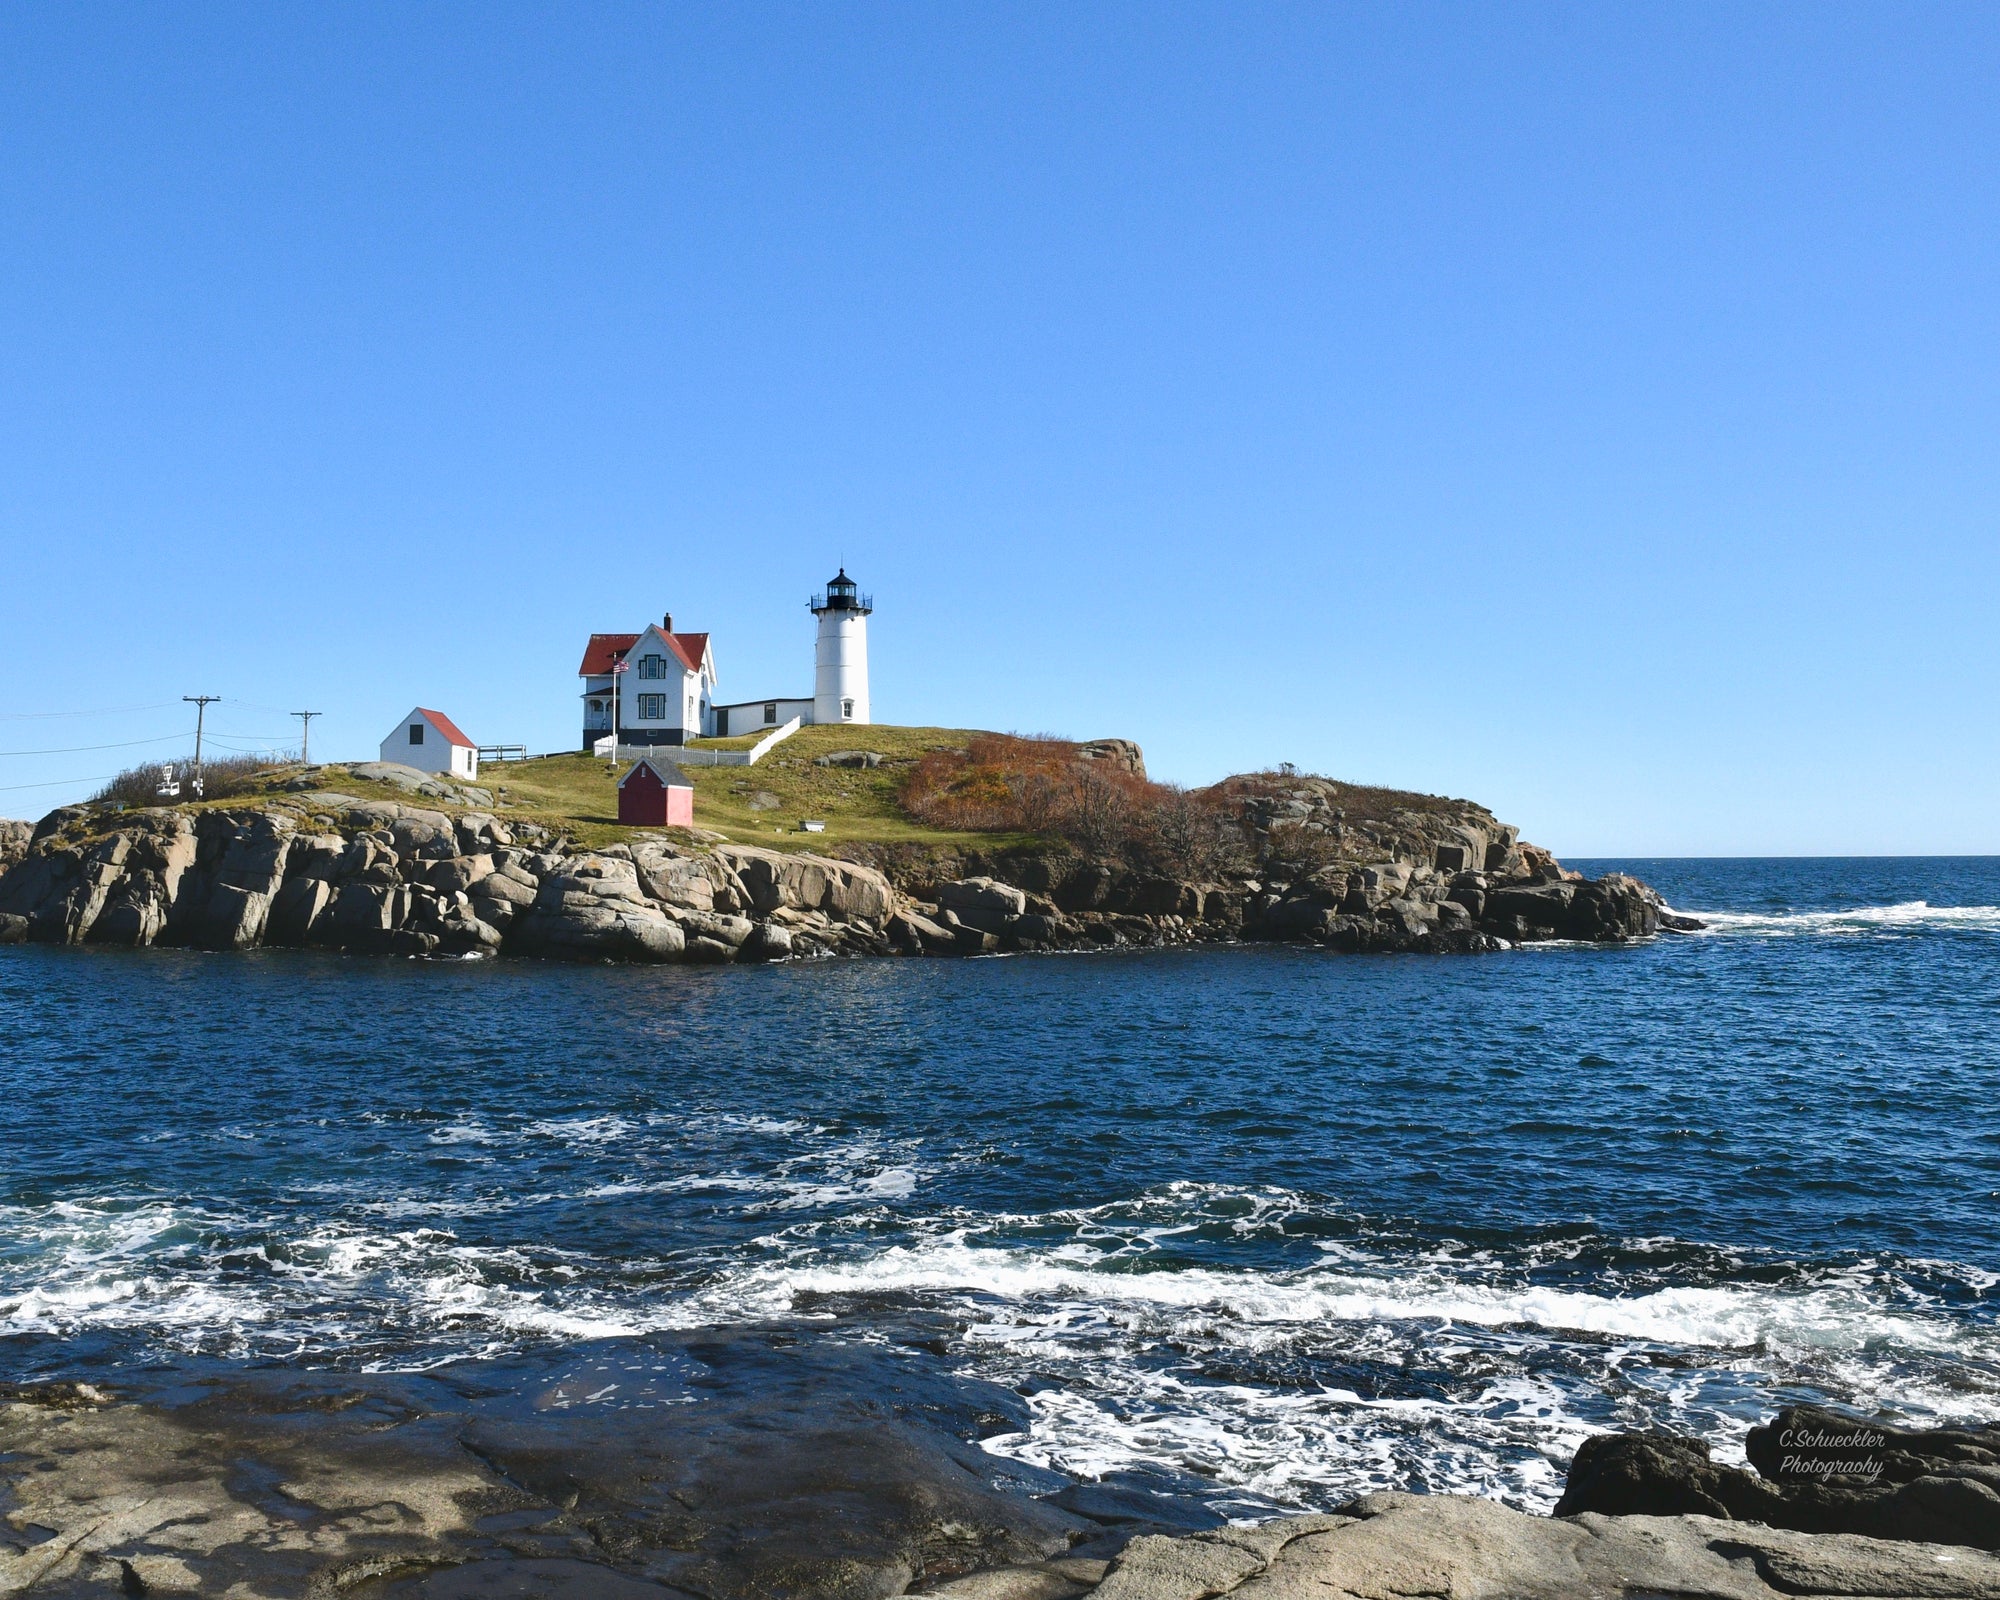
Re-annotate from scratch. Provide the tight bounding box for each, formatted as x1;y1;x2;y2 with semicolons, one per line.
663;612;673;632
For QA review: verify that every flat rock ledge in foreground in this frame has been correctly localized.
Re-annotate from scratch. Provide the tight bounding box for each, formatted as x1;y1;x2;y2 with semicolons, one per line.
1005;1494;2000;1600
5;1356;1997;1600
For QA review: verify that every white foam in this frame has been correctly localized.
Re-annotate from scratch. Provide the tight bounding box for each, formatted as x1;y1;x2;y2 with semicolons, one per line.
710;1235;1968;1357
759;1166;922;1211
660;1223;2000;1513
6;1169;1996;1518
1680;900;2000;937
428;1118;505;1145
978;1355;1599;1511
525;1115;640;1144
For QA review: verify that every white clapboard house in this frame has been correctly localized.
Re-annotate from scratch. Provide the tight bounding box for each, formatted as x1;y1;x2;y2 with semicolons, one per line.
577;618;718;750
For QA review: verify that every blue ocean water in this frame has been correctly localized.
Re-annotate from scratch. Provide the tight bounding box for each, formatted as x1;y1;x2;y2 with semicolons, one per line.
3;856;1998;1516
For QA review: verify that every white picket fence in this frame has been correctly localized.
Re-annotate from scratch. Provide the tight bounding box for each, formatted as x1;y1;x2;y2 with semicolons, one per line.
593;716;802;768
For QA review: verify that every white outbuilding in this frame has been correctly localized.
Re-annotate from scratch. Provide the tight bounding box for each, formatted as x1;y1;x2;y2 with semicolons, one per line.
380;707;479;780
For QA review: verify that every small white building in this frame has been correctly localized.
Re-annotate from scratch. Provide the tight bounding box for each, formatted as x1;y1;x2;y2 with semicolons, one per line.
381;707;478;780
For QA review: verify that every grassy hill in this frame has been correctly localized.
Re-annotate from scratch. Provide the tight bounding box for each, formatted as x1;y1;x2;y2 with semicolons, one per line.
67;726;1055;853
428;725;1043;850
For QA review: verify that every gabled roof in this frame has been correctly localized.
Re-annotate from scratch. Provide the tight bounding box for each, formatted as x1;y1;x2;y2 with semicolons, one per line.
619;755;693;789
577;629;713;677
416;708;473;748
668;632;711;675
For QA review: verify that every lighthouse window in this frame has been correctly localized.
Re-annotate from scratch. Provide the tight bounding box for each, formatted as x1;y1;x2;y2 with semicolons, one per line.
763;703;777;724
841;698;854;720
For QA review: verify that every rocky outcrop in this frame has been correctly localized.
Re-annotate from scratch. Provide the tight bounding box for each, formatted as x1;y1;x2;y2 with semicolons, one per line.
1557;1408;2000;1549
1077;738;1147;779
0;796;907;965
0;819;30;875
864;769;1697;958
0;773;1693;965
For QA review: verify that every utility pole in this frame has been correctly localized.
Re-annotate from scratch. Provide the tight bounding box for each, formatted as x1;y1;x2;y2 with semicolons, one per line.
184;695;219;798
293;710;321;765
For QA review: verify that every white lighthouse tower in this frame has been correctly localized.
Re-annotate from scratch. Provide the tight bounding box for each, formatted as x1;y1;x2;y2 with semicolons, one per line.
810;568;871;725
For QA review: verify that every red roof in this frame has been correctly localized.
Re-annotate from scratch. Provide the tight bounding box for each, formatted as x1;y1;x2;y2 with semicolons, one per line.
577;629;710;677
578;633;641;676
416;708;474;748
671;632;710;673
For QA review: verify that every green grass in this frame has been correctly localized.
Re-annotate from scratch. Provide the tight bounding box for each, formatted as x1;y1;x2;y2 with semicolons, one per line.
683;730;769;751
68;726;1050;856
485;725;1042;851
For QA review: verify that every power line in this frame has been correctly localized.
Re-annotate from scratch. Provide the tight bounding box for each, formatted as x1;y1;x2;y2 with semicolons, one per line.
0;732;192;758
0;702;181;722
0;773;117;793
224;696;309;716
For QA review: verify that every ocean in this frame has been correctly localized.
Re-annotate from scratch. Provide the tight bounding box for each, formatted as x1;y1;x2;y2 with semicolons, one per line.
3;856;1997;1522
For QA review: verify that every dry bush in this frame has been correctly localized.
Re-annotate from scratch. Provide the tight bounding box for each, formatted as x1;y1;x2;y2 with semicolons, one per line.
1135;784;1251;880
94;754;290;807
900;736;1082;833
900;734;1164;857
1262;819;1346;875
1062;763;1132;857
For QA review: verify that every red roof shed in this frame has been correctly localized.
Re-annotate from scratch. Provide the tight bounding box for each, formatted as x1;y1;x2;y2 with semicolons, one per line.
618;756;695;828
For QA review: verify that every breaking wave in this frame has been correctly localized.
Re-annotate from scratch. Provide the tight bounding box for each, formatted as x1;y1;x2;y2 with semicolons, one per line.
1682;900;2000;937
7;1177;1995;1514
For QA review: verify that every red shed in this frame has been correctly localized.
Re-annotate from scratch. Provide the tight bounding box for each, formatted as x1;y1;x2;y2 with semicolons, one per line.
617;755;695;827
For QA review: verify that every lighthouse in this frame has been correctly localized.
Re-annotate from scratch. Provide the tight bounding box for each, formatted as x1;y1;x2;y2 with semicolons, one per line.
810;568;872;725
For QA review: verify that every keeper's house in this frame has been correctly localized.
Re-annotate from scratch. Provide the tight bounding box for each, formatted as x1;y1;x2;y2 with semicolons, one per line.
380;707;478;780
578;617;717;749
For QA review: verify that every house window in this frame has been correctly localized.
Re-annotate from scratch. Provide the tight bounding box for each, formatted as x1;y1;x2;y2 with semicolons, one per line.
409;724;424;745
841;698;854;720
638;654;668;680
637;694;668;720
763;703;777;725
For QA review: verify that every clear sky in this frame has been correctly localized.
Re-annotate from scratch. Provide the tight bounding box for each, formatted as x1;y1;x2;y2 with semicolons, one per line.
2;4;1995;856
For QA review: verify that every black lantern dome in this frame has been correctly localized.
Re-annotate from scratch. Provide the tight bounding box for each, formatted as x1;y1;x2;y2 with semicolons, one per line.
809;568;873;615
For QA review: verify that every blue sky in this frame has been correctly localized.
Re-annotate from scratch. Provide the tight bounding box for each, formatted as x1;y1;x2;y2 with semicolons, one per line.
1;3;1995;855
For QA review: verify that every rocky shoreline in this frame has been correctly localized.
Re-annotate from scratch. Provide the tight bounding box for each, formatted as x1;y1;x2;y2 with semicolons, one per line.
0;766;1695;963
3;1333;1993;1598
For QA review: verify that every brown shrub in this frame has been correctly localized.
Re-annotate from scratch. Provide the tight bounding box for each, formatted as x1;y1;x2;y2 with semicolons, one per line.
1134;784;1251;880
900;735;1090;834
1262;820;1346;876
93;755;291;807
899;735;1249;873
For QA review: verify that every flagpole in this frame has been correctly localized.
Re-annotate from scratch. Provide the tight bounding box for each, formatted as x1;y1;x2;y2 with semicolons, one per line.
611;657;627;759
